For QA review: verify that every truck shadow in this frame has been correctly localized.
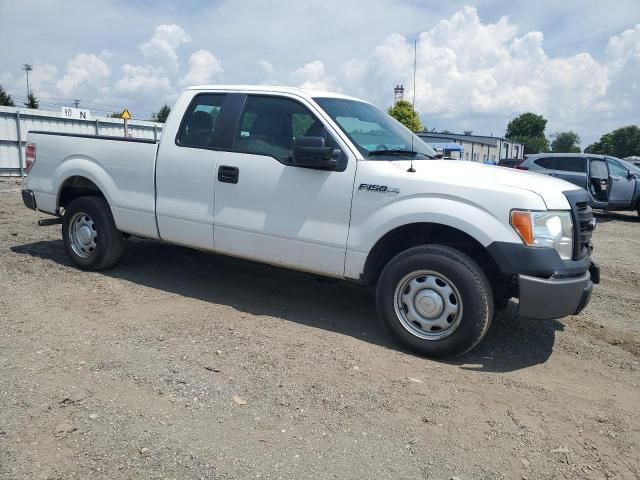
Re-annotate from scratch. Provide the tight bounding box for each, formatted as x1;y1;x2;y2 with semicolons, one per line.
11;238;561;373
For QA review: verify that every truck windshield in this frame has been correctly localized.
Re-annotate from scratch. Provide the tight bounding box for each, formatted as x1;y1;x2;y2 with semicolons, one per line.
314;97;436;160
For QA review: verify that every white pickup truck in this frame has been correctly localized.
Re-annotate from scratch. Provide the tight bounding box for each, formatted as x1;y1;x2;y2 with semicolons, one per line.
22;85;599;358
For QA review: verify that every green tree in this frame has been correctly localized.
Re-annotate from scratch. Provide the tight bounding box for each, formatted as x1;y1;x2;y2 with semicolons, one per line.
151;104;171;123
24;92;39;109
0;85;15;106
586;126;640;157
388;100;423;132
110;112;123;118
550;131;581;153
505;112;549;154
585;133;613;155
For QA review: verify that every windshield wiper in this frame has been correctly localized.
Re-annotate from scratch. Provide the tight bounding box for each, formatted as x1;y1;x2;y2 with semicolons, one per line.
368;149;418;157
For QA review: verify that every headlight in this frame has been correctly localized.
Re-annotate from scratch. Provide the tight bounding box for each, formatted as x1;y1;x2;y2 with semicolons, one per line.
510;210;574;260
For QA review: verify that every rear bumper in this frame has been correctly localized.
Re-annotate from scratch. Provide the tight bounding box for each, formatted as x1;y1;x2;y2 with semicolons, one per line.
22;189;37;211
518;261;599;320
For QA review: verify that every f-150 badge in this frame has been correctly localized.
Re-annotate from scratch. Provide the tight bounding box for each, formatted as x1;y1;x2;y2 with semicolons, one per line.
358;183;400;194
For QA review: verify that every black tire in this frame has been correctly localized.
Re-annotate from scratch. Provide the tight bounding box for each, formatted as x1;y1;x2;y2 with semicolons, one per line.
376;245;493;358
62;196;124;270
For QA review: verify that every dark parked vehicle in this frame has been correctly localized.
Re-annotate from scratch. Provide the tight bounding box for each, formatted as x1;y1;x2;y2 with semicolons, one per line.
497;157;524;168
518;153;640;215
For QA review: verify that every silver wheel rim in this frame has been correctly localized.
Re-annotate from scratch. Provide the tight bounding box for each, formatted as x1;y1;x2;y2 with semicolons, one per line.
393;270;463;340
68;211;97;259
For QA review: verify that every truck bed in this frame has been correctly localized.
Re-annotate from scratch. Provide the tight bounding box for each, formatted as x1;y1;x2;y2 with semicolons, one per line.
26;131;160;239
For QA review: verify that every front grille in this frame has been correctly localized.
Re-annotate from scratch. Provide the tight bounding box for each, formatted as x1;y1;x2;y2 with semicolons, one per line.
564;190;594;260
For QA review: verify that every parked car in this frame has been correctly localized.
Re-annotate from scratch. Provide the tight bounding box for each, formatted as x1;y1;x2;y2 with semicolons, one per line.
623;156;640;168
497;158;523;168
518;153;640;215
21;85;599;358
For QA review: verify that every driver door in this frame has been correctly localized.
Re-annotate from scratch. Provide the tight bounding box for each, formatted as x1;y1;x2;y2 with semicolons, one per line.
606;158;635;208
212;94;357;277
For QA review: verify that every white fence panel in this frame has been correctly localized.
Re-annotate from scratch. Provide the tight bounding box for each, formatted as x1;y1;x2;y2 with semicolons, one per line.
0;106;163;176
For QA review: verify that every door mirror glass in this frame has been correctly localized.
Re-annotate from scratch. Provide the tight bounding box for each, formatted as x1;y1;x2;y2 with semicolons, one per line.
292;136;339;170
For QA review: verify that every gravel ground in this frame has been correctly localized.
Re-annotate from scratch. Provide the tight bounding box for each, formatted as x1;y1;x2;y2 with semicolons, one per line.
0;177;638;479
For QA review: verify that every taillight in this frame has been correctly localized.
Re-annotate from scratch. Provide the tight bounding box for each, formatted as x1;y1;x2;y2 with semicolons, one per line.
25;143;36;174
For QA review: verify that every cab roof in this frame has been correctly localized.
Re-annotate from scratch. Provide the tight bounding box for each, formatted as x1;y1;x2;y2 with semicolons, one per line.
185;85;364;102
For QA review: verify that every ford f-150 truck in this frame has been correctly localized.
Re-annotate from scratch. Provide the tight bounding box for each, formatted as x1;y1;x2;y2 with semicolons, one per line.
21;85;600;358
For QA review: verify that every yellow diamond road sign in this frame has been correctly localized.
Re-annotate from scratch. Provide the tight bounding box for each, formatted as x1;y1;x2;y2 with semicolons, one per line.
120;109;131;120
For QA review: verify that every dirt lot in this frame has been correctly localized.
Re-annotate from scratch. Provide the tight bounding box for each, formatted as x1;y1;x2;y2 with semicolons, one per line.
0;177;638;479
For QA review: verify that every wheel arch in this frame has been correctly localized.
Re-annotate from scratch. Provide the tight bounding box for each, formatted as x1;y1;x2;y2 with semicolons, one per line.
360;222;510;303
57;175;107;213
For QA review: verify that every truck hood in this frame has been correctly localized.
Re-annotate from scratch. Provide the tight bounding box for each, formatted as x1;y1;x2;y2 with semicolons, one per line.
389;160;578;210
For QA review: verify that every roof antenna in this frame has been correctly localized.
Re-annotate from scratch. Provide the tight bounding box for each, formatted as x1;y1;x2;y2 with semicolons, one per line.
408;38;417;173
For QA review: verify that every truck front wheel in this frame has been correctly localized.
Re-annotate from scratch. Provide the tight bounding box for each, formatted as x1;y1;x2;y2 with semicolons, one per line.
376;245;493;358
62;196;124;270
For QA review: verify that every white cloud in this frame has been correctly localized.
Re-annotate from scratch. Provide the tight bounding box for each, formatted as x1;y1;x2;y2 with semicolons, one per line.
257;59;275;77
115;64;172;97
290;60;339;91
326;7;635;143
606;24;640;62
181;50;223;86
140;24;191;72
56;54;110;96
24;64;58;100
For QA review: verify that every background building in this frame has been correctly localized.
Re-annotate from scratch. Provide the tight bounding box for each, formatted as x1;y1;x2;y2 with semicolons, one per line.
418;131;525;163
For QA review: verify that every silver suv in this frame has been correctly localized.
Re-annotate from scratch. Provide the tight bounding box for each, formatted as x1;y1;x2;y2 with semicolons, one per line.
517;153;640;214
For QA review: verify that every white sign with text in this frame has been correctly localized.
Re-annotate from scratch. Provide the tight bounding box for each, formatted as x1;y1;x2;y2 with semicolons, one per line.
61;107;91;120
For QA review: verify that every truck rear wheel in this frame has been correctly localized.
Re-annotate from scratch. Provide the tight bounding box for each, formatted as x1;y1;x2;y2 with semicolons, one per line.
62;196;124;270
376;245;493;358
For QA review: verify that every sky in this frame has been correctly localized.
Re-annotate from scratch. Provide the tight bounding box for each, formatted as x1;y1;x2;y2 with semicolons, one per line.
1;0;639;147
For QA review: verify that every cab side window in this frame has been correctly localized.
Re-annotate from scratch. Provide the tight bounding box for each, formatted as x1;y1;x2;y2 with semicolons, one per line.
234;95;335;164
177;94;225;149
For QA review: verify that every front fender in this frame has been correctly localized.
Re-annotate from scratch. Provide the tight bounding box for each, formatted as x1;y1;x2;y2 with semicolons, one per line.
344;195;525;279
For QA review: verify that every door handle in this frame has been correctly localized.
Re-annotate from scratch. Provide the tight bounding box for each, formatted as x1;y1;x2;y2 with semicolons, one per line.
612;177;620;182
218;165;239;184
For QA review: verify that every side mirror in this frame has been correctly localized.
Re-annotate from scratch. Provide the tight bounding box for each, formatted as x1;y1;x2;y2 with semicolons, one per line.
434;153;444;159
628;171;638;180
292;136;339;170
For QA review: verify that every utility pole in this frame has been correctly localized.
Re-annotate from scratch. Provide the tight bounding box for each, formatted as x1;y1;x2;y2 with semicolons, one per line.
22;63;33;98
73;99;81;108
